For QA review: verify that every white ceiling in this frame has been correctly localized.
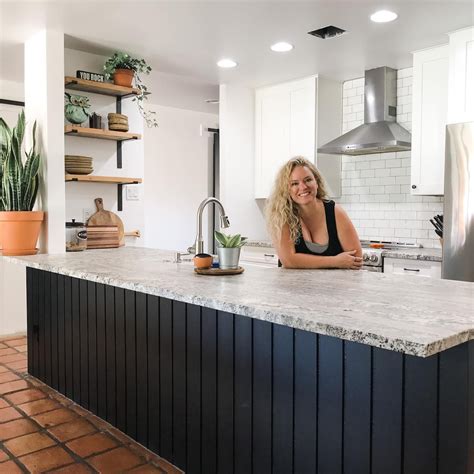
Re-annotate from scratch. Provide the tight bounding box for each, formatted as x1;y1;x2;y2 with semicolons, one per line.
1;0;473;89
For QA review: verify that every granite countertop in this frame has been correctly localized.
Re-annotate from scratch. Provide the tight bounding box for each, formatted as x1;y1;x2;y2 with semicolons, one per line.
382;248;442;262
245;240;274;248
6;247;473;358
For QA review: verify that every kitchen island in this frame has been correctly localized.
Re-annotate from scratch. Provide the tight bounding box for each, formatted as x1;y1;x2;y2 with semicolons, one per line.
8;247;474;474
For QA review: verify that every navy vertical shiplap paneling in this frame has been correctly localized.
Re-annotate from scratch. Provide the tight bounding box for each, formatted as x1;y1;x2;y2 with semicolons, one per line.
115;287;126;433
252;319;272;474
403;353;438;474
79;279;88;408
372;348;403;474
159;298;173;461
57;275;66;394
26;268;33;374
38;269;45;381
217;311;234;474
136;293;148;447
186;304;201;474
234;315;253;474
125;290;137;439
272;325;294;474
96;283;107;420
147;295;160;454
64;276;73;399
344;341;371;474
318;336;344;474
201;308;218;474
87;281;98;415
105;285;116;426
439;343;468;474
294;330;317;474
43;270;52;386
50;272;58;390
31;269;40;378
172;301;187;471
71;277;81;404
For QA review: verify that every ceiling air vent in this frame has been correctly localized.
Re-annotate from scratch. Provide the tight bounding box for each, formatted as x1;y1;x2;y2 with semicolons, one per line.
308;25;346;39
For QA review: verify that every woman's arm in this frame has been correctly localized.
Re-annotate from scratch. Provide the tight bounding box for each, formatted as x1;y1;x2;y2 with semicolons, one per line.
275;224;361;269
334;204;363;258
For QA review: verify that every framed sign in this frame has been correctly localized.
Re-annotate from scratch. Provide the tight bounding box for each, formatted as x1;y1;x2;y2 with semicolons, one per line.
76;70;105;83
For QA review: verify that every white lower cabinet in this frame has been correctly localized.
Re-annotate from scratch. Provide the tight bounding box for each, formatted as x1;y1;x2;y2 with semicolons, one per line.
383;257;441;278
240;246;278;268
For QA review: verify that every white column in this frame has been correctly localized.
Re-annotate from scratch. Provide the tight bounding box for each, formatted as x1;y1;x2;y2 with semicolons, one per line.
24;29;65;254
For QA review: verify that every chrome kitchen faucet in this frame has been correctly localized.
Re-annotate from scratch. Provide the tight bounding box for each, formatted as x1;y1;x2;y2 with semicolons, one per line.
188;197;230;255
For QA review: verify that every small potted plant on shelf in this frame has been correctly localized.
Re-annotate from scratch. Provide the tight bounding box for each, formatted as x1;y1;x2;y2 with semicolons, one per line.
214;231;247;269
103;51;158;128
0;110;44;256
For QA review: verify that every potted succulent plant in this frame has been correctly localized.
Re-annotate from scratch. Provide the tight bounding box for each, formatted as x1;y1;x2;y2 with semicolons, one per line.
214;231;247;269
0;110;43;256
103;52;158;128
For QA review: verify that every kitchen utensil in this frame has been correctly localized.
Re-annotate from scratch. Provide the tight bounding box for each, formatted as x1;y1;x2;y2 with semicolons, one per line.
87;198;124;246
430;219;443;234
434;229;443;239
86;225;120;248
194;266;244;276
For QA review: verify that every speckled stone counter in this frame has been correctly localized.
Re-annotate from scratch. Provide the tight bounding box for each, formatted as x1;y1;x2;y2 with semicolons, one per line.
245;240;273;248
7;247;473;357
382;247;442;262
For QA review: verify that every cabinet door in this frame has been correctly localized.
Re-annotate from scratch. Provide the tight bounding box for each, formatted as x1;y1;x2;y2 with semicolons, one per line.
411;45;449;195
383;258;441;278
448;27;474;124
255;78;316;198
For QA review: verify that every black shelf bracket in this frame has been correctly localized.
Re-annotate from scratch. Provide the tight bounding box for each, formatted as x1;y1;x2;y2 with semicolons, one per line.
116;97;122;168
117;181;140;212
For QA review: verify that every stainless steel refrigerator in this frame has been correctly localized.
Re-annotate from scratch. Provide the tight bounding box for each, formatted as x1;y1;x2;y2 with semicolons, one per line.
442;121;474;282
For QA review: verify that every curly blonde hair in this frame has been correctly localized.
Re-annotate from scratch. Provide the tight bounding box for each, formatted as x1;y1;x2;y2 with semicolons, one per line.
265;156;328;244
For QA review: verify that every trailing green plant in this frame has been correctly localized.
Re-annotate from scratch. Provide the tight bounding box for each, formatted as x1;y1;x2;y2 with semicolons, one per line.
214;231;247;248
103;51;158;128
0;110;41;211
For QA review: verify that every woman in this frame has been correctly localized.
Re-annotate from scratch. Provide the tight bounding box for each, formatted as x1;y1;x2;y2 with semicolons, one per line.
266;156;362;269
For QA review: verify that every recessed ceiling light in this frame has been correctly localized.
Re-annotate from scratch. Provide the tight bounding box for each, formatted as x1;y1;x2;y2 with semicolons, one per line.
217;58;237;68
270;42;294;52
370;10;398;23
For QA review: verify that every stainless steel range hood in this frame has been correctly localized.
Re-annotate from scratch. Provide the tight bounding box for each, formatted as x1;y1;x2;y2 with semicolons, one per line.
318;67;411;155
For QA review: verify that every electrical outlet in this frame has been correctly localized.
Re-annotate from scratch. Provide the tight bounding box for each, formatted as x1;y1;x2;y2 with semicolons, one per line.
126;186;139;201
83;208;94;224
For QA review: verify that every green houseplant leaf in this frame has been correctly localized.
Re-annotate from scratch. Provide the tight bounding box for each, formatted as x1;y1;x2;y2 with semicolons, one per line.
214;231;248;248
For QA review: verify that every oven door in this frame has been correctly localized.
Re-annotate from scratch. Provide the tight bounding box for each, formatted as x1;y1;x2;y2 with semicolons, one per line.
361;265;383;272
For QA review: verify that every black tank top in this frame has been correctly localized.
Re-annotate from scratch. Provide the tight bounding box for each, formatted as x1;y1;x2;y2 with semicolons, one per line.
294;200;343;257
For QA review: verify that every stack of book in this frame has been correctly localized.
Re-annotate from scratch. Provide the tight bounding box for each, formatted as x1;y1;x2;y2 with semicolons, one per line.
86;225;120;249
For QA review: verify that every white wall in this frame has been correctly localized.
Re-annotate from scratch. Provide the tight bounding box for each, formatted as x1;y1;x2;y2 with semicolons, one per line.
219;84;268;240
0;260;26;336
336;68;443;248
144;105;217;252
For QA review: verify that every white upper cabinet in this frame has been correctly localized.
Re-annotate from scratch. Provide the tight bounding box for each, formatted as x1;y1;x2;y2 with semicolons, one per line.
447;27;474;124
254;75;342;199
411;45;449;195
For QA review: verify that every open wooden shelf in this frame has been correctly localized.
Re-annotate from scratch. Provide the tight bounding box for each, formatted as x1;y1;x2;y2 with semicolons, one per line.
65;174;142;184
65;76;140;97
65;125;141;141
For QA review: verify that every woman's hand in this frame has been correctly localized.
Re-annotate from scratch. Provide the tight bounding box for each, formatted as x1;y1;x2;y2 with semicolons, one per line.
334;250;363;270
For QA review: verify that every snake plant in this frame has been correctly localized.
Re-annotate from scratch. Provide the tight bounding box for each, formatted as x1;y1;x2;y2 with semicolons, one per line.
214;231;247;248
0;110;41;211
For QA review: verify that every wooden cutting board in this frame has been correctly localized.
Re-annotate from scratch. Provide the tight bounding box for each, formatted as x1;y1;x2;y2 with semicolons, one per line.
87;198;124;246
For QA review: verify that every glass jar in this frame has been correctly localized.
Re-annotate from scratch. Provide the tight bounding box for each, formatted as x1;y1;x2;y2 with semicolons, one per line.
65;219;87;252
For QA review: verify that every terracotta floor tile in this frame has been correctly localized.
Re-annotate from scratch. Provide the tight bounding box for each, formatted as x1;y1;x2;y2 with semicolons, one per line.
0;406;22;423
48;418;97;442
67;432;118;458
19;445;74;473
5;361;28;372
128;464;168;473
0;397;10;408
87;447;142;472
4;431;56;457
0;450;9;462
50;463;93;473
15;345;27;353
0;460;23;473
0;343;7;349
18;398;60;416
0;379;29;395
5;388;47;405
0;418;38;441
32;407;77;428
4;338;27;347
0;353;26;364
0;371;20;384
0;348;18;357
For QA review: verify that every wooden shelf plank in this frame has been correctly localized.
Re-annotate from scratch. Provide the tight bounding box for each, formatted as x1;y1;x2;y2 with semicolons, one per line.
65;76;140;97
65;174;142;184
65;125;141;141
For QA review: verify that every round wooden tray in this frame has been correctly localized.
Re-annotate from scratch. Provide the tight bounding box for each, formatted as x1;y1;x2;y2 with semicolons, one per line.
194;266;244;276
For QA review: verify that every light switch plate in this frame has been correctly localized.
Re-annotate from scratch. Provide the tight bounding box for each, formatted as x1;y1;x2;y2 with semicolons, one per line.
126;186;139;201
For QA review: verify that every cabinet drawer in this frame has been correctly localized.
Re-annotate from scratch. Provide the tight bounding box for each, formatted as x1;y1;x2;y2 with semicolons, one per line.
383;258;441;278
240;246;278;266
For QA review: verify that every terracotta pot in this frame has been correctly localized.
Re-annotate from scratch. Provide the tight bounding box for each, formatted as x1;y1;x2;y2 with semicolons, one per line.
0;211;44;256
113;69;134;87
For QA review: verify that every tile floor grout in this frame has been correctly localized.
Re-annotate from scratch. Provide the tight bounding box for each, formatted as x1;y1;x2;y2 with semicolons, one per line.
0;334;182;473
